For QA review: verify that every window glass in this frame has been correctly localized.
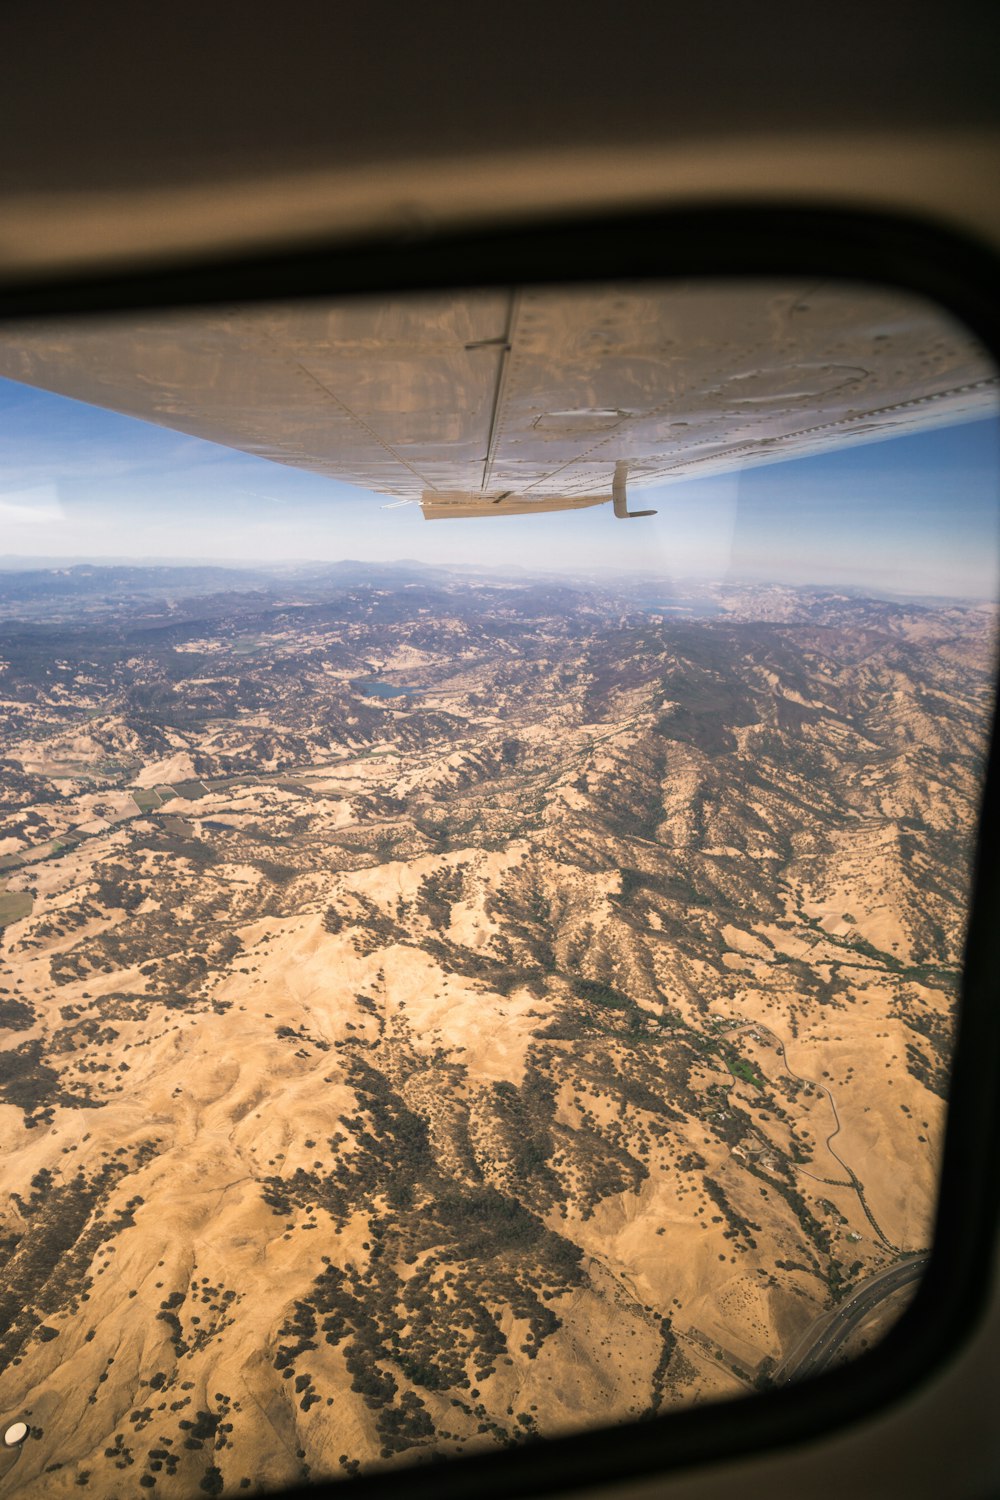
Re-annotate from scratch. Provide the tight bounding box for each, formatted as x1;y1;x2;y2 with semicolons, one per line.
0;282;997;1493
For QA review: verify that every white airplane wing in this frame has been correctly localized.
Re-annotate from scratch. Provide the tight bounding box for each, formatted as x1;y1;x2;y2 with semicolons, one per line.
0;282;994;520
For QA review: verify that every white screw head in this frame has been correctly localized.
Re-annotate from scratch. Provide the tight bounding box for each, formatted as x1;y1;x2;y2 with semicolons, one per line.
3;1422;28;1447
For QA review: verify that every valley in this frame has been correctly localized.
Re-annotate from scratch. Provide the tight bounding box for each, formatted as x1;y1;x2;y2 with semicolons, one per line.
0;564;991;1496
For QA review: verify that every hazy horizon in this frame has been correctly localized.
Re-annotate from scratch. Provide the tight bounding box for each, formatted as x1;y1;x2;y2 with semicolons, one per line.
0;367;997;599
0;535;986;1487
0;553;997;611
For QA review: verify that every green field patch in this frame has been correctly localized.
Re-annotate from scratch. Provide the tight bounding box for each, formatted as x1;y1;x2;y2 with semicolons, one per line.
170;779;210;800
723;1053;764;1089
131;788;163;811
0;886;33;927
199;774;240;791
132;785;178;810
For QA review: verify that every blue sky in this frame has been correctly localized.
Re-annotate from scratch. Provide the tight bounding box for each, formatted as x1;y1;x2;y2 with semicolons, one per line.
0;374;997;598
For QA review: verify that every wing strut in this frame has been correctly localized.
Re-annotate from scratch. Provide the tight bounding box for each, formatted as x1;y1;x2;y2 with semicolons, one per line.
612;461;657;519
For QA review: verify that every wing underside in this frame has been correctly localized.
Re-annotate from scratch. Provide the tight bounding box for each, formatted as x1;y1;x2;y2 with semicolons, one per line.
0;283;995;519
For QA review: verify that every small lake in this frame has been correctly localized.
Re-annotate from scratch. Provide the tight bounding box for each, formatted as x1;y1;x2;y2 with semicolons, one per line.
354;680;425;699
638;599;725;618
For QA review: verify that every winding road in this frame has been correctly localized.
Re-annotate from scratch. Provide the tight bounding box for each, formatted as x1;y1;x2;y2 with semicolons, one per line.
732;1020;901;1251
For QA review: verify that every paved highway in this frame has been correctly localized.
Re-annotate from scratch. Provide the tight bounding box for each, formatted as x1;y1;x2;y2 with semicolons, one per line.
778;1254;929;1383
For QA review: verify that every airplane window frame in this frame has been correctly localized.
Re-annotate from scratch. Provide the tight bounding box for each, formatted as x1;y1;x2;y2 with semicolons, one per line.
1;204;999;1500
